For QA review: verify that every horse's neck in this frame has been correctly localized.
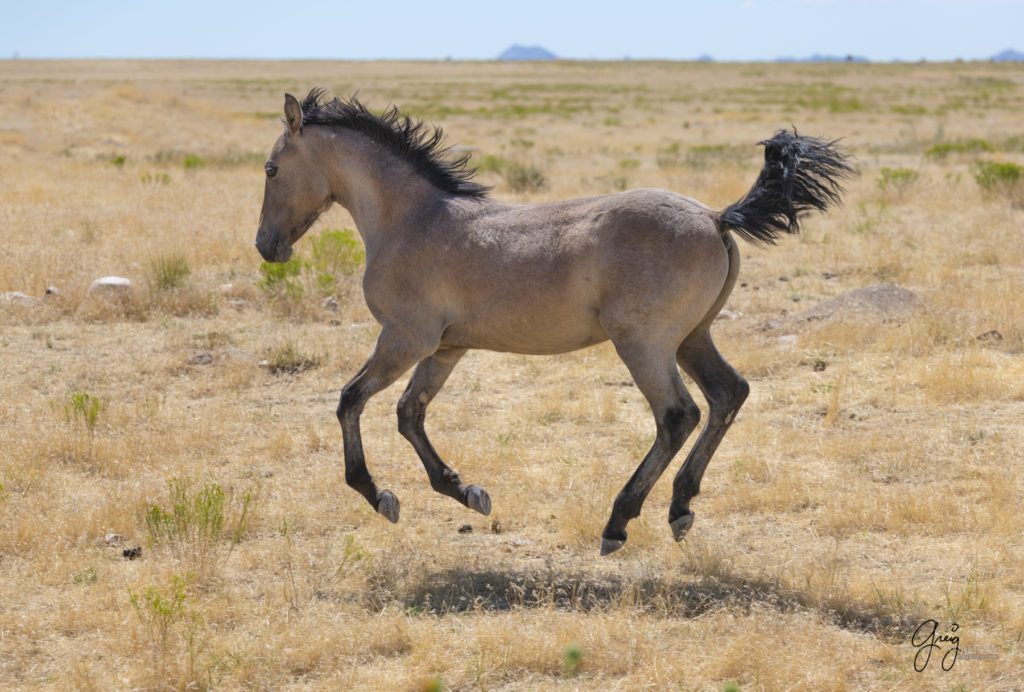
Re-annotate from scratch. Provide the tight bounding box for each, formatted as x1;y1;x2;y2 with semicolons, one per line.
319;128;437;250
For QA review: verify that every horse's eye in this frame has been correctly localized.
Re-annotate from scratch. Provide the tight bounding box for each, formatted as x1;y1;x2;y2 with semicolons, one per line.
265;163;278;179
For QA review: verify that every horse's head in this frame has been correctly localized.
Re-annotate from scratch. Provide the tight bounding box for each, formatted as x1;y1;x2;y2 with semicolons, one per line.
255;94;333;263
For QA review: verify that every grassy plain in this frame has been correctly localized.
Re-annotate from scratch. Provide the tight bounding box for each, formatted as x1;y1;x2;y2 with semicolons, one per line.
1;58;1023;690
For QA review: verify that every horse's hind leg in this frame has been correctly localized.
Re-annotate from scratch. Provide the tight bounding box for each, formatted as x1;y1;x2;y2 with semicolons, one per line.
669;330;749;541
397;347;491;516
601;341;701;555
337;327;437;524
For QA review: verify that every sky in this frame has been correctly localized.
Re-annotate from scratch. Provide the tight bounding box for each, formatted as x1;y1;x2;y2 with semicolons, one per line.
2;0;1022;62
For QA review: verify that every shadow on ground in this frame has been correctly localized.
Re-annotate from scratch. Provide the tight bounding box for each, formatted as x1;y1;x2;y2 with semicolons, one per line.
357;555;919;641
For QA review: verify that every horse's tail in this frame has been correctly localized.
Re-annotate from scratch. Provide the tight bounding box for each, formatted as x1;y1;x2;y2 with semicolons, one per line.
718;129;853;245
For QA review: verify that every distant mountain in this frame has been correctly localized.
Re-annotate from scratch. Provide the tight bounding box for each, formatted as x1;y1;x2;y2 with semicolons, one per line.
777;54;870;63
991;48;1024;62
498;45;557;61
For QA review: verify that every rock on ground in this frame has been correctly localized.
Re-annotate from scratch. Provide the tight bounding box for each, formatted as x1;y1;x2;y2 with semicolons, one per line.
799;283;922;323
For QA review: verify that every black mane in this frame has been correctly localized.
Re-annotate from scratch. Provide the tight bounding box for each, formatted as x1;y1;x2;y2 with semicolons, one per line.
299;89;490;199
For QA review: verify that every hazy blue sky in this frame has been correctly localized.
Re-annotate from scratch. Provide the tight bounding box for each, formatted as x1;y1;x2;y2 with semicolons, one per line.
2;0;1022;62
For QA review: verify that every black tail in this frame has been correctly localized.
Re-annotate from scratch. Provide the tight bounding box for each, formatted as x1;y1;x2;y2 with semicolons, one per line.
719;129;853;245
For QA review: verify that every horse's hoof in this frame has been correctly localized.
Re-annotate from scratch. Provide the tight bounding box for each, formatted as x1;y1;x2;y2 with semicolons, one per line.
377;490;400;523
670;510;695;542
600;537;625;556
467;485;491;516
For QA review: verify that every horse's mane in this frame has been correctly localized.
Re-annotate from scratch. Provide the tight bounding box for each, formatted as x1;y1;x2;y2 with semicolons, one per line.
299;89;490;199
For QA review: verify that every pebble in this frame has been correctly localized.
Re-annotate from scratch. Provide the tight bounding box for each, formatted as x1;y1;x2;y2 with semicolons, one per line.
88;276;132;294
0;291;40;305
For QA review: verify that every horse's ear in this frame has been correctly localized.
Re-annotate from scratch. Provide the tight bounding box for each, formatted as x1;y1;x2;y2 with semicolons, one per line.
284;93;302;136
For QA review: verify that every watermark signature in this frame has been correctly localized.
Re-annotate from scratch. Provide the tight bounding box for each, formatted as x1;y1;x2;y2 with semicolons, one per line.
910;620;1002;672
911;619;960;672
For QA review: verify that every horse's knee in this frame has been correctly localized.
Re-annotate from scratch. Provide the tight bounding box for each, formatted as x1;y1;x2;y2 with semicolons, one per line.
337;382;364;422
720;374;749;425
735;374;750;405
396;395;423;439
660;399;700;448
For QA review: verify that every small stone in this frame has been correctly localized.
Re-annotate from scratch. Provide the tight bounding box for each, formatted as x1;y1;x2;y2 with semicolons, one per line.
1;291;41;305
191;352;214;365
88;276;132;294
322;297;339;311
976;329;1003;342
457;524;473;534
104;533;125;546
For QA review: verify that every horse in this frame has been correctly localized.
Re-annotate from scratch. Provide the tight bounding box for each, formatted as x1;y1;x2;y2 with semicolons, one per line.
255;89;852;555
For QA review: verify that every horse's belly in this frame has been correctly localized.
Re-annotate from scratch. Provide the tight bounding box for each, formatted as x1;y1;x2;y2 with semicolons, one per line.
441;307;607;355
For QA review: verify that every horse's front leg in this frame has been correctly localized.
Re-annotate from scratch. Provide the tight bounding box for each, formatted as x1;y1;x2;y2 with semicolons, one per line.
337;327;437;523
396;347;491;516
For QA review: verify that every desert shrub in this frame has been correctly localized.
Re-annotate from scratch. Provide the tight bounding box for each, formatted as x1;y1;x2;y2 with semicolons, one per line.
258;228;364;304
144;251;219;316
475;153;507;174
140;171;172;185
310;227;364;277
475;154;547;192
974;160;1024;189
128;572;209;688
876;167;920;197
974;160;1024;207
64;391;102;434
129;573;193;650
144;476;254;572
925;138;993;158
264;340;322;375
503;161;547;192
146;251;191;291
258;256;306;300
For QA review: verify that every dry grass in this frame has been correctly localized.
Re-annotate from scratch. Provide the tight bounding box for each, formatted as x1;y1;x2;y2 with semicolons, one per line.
2;59;1023;690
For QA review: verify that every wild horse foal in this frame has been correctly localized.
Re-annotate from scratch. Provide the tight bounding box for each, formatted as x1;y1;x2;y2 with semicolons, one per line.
255;89;851;555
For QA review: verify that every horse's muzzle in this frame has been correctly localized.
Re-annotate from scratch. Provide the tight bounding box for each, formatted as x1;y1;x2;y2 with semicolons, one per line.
255;232;293;263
